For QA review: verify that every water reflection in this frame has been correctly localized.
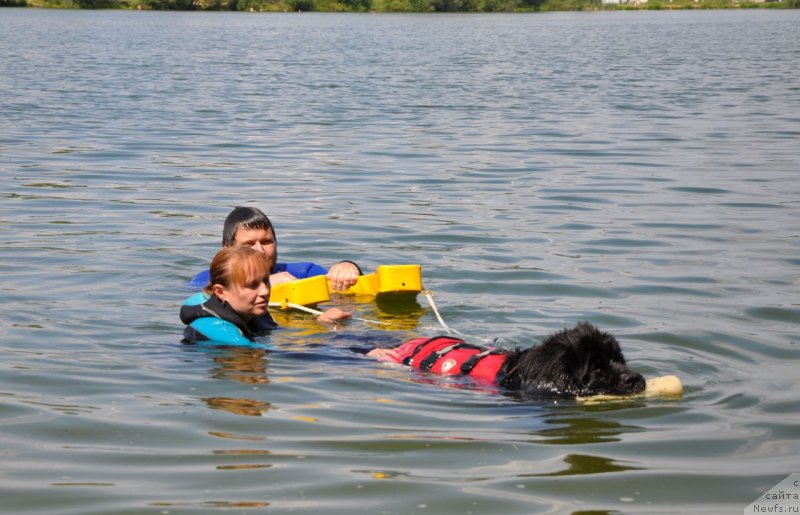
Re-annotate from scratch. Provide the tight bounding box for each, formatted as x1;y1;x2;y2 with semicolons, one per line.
534;413;643;445
150;500;271;509
526;454;641;477
269;311;340;336
207;431;265;442
209;347;270;385
269;292;424;333
373;293;427;331
204;396;272;417
215;463;272;471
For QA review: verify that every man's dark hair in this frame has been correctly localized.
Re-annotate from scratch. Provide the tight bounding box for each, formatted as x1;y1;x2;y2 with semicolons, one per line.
222;207;275;247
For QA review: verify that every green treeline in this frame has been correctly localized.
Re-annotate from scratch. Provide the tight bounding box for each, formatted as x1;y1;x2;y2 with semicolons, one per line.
2;0;796;13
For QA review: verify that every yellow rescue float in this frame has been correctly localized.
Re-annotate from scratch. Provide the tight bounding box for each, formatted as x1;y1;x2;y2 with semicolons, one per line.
269;264;423;310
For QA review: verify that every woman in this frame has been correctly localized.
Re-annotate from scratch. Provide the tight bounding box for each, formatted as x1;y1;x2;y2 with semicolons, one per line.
181;246;350;345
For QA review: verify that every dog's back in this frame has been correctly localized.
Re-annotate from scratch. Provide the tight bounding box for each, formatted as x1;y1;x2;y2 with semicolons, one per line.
379;335;511;385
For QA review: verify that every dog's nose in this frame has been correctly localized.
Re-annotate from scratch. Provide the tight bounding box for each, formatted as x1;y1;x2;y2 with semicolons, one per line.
624;372;646;393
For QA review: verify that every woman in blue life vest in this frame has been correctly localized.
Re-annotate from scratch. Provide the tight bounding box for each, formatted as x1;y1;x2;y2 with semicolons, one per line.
181;246;351;346
188;206;362;291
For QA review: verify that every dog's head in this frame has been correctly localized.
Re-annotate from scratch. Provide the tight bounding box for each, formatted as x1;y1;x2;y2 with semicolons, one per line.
507;322;646;398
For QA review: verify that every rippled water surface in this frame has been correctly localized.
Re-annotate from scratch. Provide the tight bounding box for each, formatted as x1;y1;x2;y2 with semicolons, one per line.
2;8;799;514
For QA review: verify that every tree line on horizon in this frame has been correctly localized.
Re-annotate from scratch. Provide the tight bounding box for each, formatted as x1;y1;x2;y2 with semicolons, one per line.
3;0;796;12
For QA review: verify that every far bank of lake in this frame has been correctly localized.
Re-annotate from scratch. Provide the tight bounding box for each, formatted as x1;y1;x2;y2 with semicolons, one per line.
6;0;797;14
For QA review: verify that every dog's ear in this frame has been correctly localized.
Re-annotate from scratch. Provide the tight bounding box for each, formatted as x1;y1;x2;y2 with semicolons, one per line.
513;335;587;396
569;324;646;396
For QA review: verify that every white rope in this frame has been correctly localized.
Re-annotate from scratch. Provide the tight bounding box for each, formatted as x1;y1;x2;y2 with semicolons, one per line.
423;291;465;336
271;289;460;333
270;302;322;316
269;302;390;326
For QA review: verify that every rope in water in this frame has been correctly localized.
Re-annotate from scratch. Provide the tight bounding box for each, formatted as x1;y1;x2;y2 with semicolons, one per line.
422;290;465;336
271;290;462;334
269;302;390;326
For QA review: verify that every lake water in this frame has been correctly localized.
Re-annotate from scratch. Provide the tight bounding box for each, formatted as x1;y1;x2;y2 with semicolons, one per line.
1;7;799;514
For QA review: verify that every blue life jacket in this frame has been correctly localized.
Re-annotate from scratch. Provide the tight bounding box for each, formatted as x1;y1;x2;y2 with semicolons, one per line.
187;261;328;289
180;292;277;347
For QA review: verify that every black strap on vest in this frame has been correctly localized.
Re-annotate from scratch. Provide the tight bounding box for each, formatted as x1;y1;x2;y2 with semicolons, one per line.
419;343;463;372
415;340;486;372
402;335;500;377
459;349;504;375
403;336;465;367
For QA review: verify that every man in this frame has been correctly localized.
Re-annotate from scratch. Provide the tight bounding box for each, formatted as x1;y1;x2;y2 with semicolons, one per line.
188;206;362;291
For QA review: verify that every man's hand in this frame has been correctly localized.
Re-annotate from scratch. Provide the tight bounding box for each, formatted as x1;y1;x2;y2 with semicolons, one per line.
327;261;361;291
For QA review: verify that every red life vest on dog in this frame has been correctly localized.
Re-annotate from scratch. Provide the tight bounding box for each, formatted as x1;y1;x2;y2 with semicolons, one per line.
388;336;508;384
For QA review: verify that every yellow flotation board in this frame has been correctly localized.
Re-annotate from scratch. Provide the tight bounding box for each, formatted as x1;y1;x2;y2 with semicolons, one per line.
270;264;422;309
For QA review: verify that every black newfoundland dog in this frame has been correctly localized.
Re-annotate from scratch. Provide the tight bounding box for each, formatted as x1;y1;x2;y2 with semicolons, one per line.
368;322;646;398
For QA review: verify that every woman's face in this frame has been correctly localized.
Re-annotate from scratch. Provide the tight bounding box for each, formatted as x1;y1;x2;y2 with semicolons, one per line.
215;271;271;322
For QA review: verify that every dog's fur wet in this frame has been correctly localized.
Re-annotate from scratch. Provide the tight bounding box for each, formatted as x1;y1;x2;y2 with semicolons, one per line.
497;322;645;398
370;322;646;399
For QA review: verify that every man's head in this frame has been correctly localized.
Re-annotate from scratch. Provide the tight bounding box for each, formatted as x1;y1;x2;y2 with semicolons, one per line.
222;207;277;272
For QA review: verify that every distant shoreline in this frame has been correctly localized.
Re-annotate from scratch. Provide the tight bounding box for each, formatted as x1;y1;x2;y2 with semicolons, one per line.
4;0;795;12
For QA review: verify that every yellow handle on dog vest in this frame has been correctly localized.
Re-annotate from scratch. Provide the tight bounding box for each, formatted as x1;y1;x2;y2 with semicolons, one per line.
270;264;423;309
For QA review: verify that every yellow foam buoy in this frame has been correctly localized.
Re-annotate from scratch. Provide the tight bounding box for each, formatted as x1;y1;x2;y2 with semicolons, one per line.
270;264;423;309
577;375;684;403
644;375;683;397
